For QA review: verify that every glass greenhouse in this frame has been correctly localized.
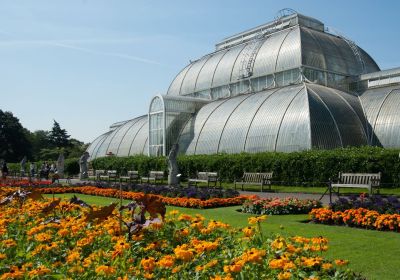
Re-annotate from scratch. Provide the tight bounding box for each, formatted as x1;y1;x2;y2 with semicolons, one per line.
87;12;400;160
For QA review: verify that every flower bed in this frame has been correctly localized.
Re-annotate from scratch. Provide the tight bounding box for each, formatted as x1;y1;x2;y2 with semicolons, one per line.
241;197;322;215
36;186;253;209
0;195;363;279
330;194;400;214
0;179;51;188
310;208;400;232
79;182;240;200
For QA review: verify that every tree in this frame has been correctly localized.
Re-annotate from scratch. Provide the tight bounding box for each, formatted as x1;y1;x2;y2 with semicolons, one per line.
29;130;51;161
0;110;32;162
49;120;70;148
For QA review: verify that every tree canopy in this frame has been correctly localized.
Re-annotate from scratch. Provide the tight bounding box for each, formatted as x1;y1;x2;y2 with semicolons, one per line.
0;110;32;162
0;111;87;162
49;120;70;148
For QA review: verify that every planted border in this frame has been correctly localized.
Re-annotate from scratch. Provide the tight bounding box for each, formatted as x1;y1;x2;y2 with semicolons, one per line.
241;197;322;215
36;186;253;209
0;196;363;279
310;208;400;232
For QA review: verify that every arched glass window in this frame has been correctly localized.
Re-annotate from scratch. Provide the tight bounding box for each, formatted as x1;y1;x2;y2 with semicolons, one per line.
149;96;164;156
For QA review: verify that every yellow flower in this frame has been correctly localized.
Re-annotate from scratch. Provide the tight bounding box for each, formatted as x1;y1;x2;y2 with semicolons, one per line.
322;263;333;270
57;228;69;237
248;215;268;225
35;232;52;242
168;210;180;216
95;265;115;275
269;258;286;269
2;239;17;248
66;251;81;263
0;253;6;260
178;214;193;221
278;271;292;280
143;272;153;279
140;257;156;271
158;255;175;268
28;265;51;277
174;244;194;261
114;238;131;251
227;260;245;273
271;237;286;250
176;228;189;237
242;248;266;263
242;226;255;237
335;259;349;266
1;266;24;279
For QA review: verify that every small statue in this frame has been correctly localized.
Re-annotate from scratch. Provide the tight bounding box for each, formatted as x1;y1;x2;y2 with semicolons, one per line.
57;153;65;178
20;156;27;177
79;152;90;180
167;144;180;186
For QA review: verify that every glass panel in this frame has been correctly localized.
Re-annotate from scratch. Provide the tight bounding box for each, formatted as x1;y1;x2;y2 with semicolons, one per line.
150;97;163;113
149;112;164;156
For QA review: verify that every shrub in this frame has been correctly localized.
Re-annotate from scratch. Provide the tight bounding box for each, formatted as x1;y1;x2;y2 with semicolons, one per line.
64;157;80;175
91;146;400;187
241;197;322;215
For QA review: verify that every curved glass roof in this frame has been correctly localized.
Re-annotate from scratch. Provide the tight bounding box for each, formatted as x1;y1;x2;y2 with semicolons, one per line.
86;13;400;159
178;83;367;155
87;115;148;160
167;25;379;98
360;85;400;148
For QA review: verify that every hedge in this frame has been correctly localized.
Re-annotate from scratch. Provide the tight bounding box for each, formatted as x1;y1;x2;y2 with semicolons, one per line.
90;147;400;187
5;158;80;176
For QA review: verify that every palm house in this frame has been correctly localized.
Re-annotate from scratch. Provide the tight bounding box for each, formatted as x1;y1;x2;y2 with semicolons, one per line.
87;12;400;160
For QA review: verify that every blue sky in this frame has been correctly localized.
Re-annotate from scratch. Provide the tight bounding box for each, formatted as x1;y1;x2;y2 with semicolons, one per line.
1;0;399;143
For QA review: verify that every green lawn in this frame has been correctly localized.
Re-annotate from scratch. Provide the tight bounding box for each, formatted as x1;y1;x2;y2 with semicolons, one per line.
46;193;400;280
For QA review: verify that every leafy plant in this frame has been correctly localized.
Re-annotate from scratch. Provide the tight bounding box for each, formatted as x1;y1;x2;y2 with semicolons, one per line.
241;197;322;215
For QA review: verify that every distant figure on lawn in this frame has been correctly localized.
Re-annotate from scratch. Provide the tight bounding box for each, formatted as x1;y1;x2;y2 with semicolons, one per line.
79;152;90;180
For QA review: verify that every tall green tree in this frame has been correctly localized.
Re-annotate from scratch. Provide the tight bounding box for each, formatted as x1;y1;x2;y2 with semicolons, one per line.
49;120;70;148
29;130;51;161
0;110;32;162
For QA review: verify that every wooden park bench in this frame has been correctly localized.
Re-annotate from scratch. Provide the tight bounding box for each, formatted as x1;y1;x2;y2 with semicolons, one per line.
88;169;96;180
321;172;381;202
94;170;106;181
234;172;273;192
99;170;118;182
120;171;139;183
188;172;220;188
141;171;165;185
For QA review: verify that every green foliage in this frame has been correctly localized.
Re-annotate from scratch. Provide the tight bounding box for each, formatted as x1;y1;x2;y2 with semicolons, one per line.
0;110;32;162
91;147;400;186
48;120;70;148
64;157;80;175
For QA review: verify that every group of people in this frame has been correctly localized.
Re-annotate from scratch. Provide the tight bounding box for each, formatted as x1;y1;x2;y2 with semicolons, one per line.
38;162;58;181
